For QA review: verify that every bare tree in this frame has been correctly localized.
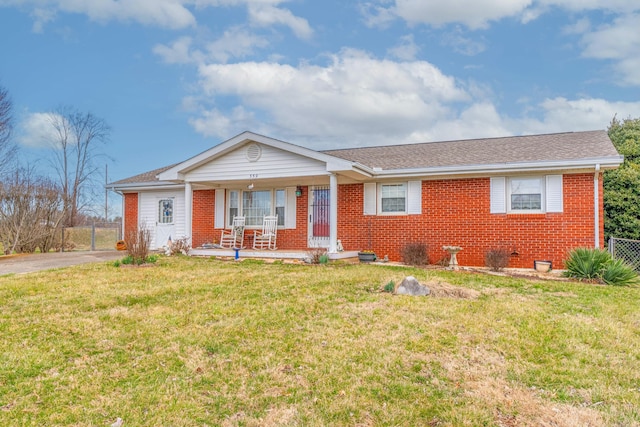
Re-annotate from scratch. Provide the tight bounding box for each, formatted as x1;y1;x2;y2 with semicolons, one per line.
0;84;18;176
46;106;110;226
0;167;65;254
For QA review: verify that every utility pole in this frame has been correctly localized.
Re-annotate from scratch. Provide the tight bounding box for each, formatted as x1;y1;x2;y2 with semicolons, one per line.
105;164;108;221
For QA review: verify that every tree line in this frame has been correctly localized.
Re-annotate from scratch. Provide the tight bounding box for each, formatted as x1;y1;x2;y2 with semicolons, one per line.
0;84;110;254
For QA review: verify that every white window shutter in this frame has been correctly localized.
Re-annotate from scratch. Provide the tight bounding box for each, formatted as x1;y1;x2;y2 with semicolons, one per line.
364;183;377;215
285;187;297;229
407;180;422;214
490;177;506;214
214;189;225;228
546;175;563;213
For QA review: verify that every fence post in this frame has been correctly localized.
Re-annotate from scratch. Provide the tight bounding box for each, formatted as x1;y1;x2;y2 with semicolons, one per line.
61;227;65;253
91;223;96;251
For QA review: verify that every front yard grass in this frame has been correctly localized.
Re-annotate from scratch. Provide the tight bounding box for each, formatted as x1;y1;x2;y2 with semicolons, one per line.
1;256;639;426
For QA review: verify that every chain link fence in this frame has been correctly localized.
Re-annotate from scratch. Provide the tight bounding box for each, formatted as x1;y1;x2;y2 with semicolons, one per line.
609;237;640;272
61;222;122;252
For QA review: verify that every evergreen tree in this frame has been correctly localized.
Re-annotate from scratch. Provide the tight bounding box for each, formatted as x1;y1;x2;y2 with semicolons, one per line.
604;116;640;241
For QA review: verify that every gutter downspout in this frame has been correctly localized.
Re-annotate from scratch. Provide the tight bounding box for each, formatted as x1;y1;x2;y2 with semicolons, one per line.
329;173;338;253
594;164;600;248
185;182;193;245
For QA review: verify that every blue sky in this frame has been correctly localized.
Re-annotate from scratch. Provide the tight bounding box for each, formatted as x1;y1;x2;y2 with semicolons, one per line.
1;0;640;196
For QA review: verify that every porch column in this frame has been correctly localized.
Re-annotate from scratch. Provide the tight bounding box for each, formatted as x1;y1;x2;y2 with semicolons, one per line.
185;182;192;244
329;173;338;253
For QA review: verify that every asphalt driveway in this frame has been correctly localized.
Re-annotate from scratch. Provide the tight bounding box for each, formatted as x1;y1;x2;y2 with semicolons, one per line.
0;251;123;275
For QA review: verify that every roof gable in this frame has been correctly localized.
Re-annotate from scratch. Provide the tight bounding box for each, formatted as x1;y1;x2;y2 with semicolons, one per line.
158;131;363;182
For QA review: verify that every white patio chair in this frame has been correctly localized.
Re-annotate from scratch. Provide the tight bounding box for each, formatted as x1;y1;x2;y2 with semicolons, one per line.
220;216;245;248
252;215;278;250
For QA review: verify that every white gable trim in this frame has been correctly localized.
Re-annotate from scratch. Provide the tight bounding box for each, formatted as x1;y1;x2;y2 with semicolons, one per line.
158;131;371;181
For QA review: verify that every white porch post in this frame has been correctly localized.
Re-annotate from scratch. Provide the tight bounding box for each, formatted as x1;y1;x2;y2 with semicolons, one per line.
329;173;338;253
185;182;193;243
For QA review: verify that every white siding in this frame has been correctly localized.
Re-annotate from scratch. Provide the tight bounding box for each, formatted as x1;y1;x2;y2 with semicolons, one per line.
490;177;506;214
185;143;328;182
139;190;186;249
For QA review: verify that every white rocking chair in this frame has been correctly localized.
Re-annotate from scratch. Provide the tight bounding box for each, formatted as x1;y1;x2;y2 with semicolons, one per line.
220;216;245;248
252;215;278;250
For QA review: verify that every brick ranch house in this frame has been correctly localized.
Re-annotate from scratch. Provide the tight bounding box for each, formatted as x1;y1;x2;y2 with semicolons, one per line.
109;130;622;268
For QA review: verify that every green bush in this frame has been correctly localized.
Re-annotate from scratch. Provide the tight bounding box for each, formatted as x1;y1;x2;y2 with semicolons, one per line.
600;258;638;286
563;248;638;286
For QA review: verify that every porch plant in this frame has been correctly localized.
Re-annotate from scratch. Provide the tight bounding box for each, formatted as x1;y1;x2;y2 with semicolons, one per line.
358;250;376;263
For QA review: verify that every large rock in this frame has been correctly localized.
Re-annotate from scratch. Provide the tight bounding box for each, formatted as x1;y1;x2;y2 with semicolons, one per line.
395;276;431;296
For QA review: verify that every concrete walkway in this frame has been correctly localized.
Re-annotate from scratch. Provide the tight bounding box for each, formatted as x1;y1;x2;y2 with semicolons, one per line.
0;251;123;275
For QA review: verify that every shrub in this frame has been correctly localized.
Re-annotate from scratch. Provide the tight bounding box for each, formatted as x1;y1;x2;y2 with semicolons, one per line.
485;248;509;271
563;247;638;286
307;248;329;264
600;258;638;286
125;226;152;264
401;242;429;266
563;248;611;280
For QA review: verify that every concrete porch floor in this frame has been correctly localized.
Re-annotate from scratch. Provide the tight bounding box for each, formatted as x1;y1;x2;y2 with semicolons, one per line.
189;247;359;261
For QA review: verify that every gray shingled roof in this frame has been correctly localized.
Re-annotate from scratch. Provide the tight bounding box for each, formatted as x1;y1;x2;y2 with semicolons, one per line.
110;130;619;186
109;163;179;185
322;130;619;170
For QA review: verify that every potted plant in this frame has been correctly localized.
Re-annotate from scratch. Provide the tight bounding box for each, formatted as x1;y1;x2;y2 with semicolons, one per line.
358;250;376;263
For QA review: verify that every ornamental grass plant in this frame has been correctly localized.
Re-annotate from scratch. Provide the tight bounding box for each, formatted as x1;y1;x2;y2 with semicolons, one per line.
563;247;638;286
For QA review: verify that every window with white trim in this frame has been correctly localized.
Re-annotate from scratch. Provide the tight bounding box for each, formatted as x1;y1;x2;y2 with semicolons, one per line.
490;175;563;214
158;199;174;224
364;181;421;216
227;189;287;227
509;177;543;211
380;183;407;213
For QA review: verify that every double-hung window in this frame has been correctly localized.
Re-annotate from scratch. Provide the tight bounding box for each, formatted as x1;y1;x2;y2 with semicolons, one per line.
380;183;407;214
509;177;543;212
490;175;563;214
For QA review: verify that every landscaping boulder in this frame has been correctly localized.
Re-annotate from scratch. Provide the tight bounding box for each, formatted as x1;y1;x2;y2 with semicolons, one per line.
395;276;431;296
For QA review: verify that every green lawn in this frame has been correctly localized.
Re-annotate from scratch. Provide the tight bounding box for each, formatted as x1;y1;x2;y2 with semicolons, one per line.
1;257;639;426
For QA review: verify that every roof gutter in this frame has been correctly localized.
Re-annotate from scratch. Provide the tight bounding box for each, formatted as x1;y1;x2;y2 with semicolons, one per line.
371;156;623;179
108;182;185;192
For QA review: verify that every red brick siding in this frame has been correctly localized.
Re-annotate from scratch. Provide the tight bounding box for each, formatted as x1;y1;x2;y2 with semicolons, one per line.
192;189;216;248
123;192;138;238
182;174;602;267
190;188;310;249
337;173;601;268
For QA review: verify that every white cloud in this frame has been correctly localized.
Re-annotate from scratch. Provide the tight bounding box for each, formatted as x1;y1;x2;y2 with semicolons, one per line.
389;0;533;29
153;36;199;64
189;49;476;144
387;34;419;60
580;13;640;85
247;3;312;39
206;27;270;62
519;97;640;134
441;26;486;56
17;112;60;149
